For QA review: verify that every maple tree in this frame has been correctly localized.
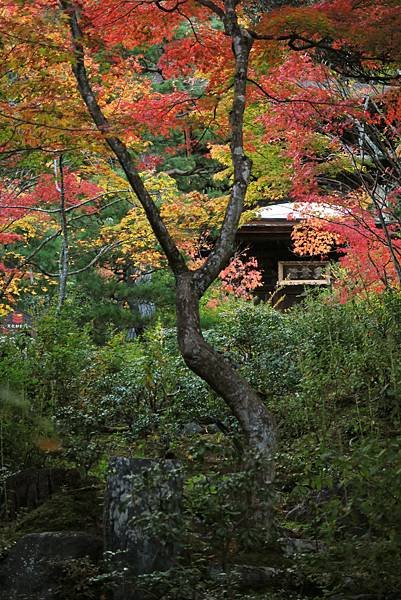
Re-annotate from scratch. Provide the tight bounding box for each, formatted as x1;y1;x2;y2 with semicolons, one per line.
292;86;401;300
0;174;54;316
246;33;401;299
1;0;400;494
0;158;131;313
0;154;258;325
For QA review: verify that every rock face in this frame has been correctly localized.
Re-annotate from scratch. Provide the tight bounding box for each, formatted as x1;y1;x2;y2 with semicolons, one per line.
0;531;103;600
1;468;81;518
104;457;183;600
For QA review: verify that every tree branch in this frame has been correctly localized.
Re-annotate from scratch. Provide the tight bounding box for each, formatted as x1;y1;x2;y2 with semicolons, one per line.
30;242;122;278
194;9;253;295
59;0;187;275
195;0;225;19
0;189;131;214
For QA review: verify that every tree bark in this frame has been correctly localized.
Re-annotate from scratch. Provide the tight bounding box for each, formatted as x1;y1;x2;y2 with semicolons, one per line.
176;271;275;477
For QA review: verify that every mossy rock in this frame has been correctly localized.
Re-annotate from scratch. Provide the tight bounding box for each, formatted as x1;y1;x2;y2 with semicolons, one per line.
0;482;104;556
0;532;104;600
15;484;103;537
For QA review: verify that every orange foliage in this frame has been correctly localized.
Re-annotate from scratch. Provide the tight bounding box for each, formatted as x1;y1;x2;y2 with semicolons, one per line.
1;0;400;306
292;219;340;257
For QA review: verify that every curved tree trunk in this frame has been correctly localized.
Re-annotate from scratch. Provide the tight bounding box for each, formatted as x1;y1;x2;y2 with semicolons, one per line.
176;272;276;478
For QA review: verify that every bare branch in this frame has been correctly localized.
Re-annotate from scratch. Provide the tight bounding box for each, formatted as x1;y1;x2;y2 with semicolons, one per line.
31;242;122;278
0;189;131;214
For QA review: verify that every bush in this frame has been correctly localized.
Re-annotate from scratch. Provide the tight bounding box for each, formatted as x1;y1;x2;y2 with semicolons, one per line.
274;291;401;598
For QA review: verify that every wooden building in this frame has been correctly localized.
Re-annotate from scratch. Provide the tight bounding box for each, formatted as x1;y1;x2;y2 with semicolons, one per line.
237;203;336;308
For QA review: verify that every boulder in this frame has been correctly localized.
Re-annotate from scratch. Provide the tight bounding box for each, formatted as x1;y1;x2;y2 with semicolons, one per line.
181;421;203;435
278;536;325;556
0;531;103;600
209;564;280;589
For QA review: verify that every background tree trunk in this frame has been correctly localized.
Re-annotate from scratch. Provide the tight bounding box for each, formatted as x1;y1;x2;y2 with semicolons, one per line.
54;155;69;311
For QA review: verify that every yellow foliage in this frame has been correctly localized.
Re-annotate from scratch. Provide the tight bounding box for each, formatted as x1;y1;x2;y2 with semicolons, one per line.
14;214;52;239
96;171;226;270
0;304;13;318
292;219;339;256
209;130;292;205
210;144;233;182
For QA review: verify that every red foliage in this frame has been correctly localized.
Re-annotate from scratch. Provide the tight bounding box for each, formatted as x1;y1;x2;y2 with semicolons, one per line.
325;209;401;299
23;170;102;211
257;0;401;70
1;0;400;306
159;28;233;89
219;256;263;299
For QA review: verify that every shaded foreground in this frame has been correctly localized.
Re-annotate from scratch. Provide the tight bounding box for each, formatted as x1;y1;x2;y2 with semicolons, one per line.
1;293;401;599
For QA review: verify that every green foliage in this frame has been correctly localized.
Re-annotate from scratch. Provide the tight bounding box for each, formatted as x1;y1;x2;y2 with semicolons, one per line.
73;268;176;344
293;291;401;433
29;309;94;407
185;465;273;564
211;302;299;400
0;309;94;470
200;292;401;598
275;292;401;599
0;334;52;469
2;290;401;598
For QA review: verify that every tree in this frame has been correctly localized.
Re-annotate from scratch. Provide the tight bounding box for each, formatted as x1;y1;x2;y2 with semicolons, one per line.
0;158;131;312
1;0;399;488
0;0;276;476
240;24;400;299
67;1;278;478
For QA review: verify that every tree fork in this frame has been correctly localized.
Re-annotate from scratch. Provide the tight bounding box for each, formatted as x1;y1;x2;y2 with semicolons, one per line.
61;0;276;490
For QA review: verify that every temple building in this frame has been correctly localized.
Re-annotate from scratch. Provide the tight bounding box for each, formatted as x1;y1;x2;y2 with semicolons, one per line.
237;202;338;308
